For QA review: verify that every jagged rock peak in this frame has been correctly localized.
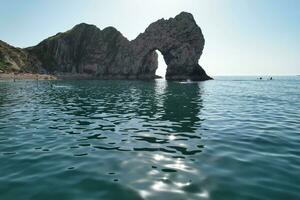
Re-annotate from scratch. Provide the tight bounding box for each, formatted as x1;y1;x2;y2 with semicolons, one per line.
72;23;99;30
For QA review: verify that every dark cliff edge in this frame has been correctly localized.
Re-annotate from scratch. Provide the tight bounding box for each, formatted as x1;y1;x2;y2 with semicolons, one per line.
0;12;212;81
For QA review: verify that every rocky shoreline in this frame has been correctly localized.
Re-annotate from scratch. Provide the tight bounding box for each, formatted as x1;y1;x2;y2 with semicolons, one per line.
0;73;57;81
0;73;164;81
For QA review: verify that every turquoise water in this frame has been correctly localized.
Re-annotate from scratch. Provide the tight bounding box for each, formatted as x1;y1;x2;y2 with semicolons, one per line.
0;77;299;200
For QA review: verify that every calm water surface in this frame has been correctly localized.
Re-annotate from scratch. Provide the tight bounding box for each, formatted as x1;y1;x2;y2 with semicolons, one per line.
0;77;299;200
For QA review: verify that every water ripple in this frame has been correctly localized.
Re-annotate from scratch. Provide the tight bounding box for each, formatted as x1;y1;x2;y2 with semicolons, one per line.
0;77;300;199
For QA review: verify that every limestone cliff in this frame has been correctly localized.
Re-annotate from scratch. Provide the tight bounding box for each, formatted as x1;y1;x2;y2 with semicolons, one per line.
130;12;209;80
1;12;211;81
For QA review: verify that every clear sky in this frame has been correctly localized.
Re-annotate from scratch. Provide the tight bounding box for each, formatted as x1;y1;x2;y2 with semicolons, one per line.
0;0;299;76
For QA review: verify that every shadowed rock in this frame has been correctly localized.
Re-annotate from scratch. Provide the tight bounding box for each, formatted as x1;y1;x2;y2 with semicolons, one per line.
1;12;211;81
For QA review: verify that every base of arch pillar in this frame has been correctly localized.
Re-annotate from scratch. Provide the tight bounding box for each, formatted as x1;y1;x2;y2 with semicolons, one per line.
166;75;213;81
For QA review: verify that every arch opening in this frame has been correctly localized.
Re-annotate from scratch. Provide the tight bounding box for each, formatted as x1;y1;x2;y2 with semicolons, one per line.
155;50;167;79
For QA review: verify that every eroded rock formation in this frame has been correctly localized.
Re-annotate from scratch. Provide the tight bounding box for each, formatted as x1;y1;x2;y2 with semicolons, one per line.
130;12;209;80
0;40;40;73
0;12;211;81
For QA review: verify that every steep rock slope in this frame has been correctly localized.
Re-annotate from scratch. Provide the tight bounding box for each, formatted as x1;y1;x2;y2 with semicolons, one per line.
0;40;40;73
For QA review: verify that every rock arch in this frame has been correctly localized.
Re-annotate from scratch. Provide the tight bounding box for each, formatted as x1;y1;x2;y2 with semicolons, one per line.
126;12;211;80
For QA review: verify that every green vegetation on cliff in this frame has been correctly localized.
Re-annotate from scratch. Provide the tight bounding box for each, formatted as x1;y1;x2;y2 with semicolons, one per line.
0;60;8;71
0;40;40;73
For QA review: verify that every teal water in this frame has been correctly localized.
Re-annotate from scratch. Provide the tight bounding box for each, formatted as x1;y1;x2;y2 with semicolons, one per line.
0;77;299;200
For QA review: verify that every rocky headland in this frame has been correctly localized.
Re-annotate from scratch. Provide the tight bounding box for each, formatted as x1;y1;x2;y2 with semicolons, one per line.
0;12;211;81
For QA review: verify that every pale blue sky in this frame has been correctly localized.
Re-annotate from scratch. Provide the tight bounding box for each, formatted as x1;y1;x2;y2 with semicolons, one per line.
0;0;299;76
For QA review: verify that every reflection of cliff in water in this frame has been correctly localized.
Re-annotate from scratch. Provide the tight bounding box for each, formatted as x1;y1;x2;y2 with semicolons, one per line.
0;83;8;108
39;80;204;142
159;81;203;133
124;80;204;135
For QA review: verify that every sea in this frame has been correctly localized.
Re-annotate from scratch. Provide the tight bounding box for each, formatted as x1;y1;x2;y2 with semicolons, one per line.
0;76;299;200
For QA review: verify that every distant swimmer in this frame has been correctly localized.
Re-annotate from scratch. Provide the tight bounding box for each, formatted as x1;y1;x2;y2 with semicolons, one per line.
259;77;262;80
270;77;273;80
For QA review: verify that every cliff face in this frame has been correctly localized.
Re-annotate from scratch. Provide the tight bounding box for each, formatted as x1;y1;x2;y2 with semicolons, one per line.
1;12;211;81
0;41;40;73
26;24;130;76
